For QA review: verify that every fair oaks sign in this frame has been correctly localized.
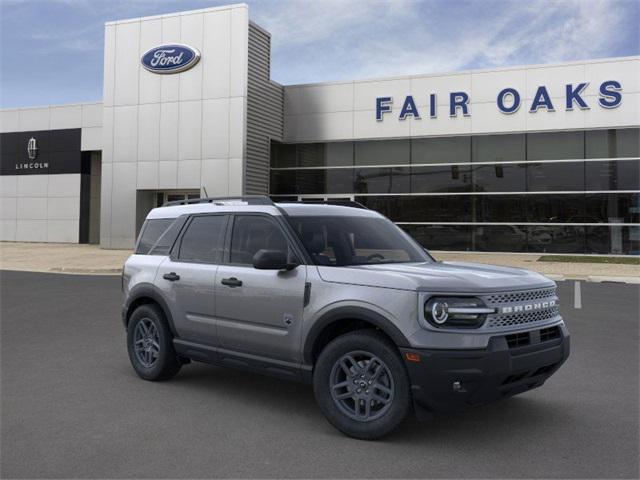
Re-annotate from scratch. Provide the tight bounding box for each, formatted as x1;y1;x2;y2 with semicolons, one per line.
376;80;623;121
141;44;201;74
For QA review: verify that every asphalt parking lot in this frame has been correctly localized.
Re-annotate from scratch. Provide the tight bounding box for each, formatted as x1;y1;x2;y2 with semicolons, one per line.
1;270;638;479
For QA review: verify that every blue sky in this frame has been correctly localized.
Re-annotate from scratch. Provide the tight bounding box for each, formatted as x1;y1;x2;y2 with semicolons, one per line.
1;0;638;108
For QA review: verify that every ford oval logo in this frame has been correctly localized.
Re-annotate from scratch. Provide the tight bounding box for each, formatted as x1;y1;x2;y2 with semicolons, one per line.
141;44;201;74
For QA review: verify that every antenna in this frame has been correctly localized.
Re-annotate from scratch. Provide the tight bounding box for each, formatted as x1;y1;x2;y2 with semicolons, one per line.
202;186;209;197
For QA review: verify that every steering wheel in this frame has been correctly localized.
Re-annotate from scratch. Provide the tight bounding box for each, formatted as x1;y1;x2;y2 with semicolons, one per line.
366;253;385;262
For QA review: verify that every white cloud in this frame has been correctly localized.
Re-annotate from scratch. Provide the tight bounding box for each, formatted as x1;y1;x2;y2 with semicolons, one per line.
252;0;634;84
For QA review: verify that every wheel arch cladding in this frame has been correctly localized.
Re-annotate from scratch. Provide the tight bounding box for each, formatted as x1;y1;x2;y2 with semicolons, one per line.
304;306;410;365
124;285;178;337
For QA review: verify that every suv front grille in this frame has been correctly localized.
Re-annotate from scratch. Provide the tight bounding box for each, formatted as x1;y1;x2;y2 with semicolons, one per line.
484;287;557;306
487;306;559;329
481;287;559;330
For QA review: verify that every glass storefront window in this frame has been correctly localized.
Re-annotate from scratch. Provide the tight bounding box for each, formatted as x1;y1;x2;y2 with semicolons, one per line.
474;195;528;223
527;161;585;191
585;160;640;191
472;164;526;192
472;225;528;252
270;142;297;168
354;167;410;194
357;195;473;222
472;134;525;162
526;226;585;253
527;194;585;223
585;128;640;158
585;192;640;224
527;131;584;160
586;226;640;255
401;224;472;251
412;137;471;164
411;165;473;193
355;139;409;166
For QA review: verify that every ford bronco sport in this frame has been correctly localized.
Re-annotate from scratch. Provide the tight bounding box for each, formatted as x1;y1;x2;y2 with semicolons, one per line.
122;196;570;439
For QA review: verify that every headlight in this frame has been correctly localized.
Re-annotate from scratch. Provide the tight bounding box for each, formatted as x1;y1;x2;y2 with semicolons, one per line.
424;297;495;328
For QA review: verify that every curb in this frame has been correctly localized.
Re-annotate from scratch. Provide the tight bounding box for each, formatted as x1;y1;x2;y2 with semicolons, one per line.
48;267;122;275
546;274;640;285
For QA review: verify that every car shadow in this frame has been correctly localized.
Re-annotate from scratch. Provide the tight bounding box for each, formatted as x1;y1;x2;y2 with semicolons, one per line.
164;362;574;443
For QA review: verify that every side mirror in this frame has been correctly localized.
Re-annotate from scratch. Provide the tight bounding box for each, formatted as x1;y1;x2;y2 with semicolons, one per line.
252;249;298;270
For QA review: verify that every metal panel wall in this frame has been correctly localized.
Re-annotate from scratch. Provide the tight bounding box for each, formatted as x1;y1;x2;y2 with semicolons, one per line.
245;23;284;194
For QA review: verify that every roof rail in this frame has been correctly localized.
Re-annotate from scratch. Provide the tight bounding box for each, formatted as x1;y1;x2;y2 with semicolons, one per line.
274;199;369;210
162;195;275;207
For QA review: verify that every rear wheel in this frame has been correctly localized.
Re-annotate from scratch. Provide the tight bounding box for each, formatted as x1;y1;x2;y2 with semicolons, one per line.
313;330;411;439
127;304;181;381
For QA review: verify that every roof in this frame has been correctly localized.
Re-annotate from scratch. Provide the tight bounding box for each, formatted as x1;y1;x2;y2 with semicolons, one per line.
145;201;380;220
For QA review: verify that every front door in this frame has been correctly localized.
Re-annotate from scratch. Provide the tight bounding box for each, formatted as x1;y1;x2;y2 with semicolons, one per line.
215;214;307;363
157;214;228;346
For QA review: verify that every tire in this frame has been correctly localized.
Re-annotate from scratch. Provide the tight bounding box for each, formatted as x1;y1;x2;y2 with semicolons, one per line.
313;330;411;440
127;304;181;381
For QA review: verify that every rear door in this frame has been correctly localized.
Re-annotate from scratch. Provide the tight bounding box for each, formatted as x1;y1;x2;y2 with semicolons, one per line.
214;214;307;363
157;214;228;346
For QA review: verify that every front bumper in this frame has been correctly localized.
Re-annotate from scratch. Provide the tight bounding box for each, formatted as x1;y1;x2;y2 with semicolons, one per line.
400;323;570;417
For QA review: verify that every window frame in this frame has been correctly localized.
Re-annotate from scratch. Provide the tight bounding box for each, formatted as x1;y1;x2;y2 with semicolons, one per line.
169;213;230;265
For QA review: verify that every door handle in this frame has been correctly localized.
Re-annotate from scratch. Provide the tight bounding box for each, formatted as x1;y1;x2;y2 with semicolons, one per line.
163;272;180;282
221;277;243;288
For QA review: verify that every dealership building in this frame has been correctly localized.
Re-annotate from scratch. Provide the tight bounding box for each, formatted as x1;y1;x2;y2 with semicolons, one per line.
1;3;638;254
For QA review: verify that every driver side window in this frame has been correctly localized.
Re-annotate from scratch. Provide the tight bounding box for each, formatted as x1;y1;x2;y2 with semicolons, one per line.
229;215;290;265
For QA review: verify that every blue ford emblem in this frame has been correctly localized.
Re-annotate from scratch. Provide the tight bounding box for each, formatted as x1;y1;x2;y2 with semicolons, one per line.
141;44;201;74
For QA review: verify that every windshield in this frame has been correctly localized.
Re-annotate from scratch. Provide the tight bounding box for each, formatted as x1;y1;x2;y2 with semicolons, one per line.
289;215;432;266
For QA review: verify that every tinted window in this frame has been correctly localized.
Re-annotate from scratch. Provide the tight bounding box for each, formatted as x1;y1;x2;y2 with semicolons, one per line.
472;134;525;163
354;167;410;194
270;142;297;168
585;192;640;224
587;226;640;255
527;161;585;191
290;215;429;266
526;226;585;254
473;225;528;252
585;160;640;191
178;215;227;263
527;194;585;223
401;224;472;251
136;219;174;254
585;128;640;158
527;131;584;160
411;165;473;193
230;216;289;264
472;164;526;192
412;136;470;164
357;195;473;223
148;216;187;255
355;140;410;166
475;195;528;223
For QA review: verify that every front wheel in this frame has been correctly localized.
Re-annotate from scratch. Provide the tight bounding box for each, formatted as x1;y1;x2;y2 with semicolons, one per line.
127;304;181;381
313;330;411;440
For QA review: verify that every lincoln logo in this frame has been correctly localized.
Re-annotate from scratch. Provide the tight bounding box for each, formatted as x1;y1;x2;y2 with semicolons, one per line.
27;137;38;160
501;299;556;314
141;44;200;74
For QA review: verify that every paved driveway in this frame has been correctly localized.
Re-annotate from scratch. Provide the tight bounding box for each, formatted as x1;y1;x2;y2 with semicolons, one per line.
1;271;638;478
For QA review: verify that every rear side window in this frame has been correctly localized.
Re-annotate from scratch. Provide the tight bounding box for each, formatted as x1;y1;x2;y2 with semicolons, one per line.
148;217;187;255
177;215;227;263
136;219;174;254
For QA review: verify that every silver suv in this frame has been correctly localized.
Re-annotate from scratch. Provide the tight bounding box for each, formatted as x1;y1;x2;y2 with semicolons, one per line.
122;196;570;439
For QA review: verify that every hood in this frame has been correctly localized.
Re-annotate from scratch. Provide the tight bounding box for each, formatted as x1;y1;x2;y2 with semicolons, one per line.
316;261;554;293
